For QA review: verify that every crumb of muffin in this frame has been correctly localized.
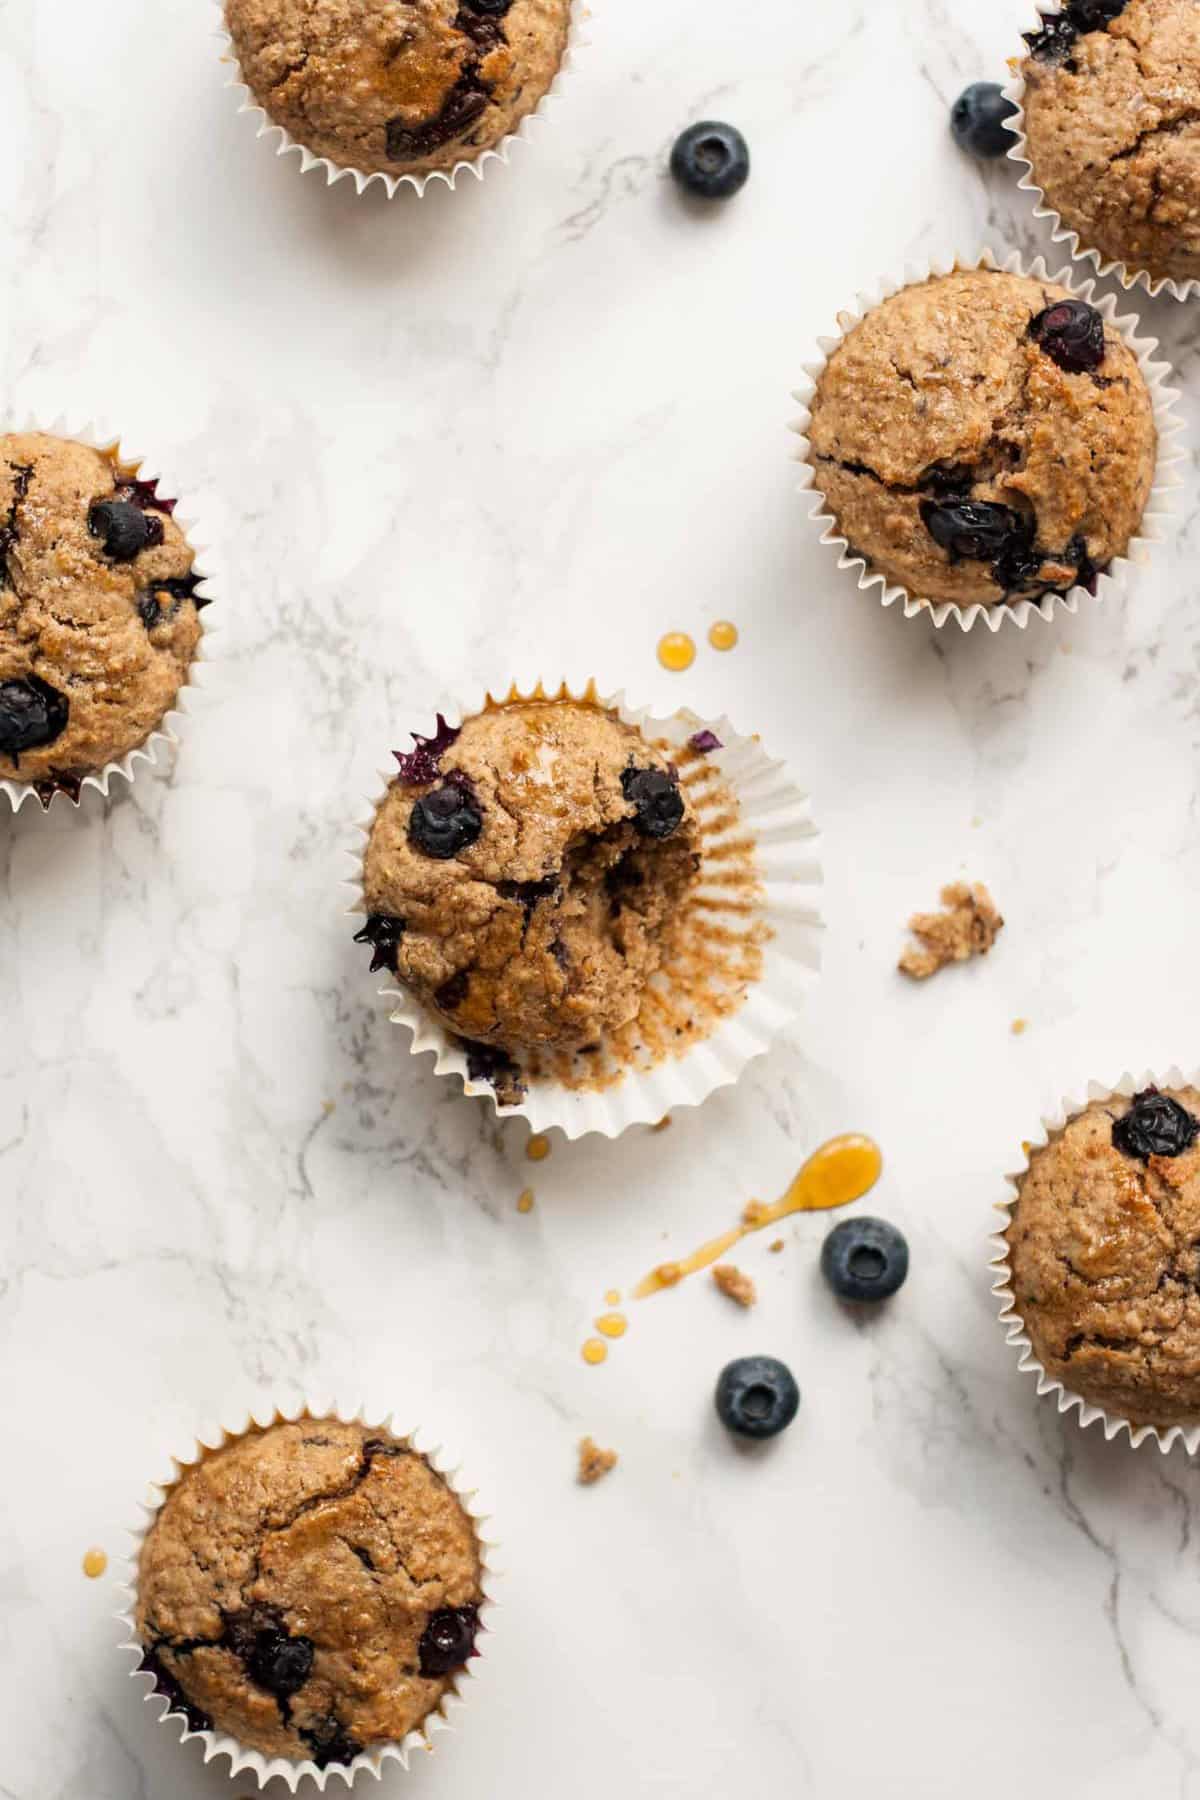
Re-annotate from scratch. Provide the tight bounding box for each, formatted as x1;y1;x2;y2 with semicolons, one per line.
577;1438;617;1485
712;1263;756;1307
768;1239;784;1254
899;881;1003;979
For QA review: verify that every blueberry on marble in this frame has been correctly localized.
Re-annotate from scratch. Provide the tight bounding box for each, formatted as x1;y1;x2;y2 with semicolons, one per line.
714;1355;799;1440
419;1605;479;1676
621;766;684;840
1112;1088;1199;1162
670;121;750;200
949;82;1018;157
408;782;483;859
1029;298;1105;374
0;674;69;760
821;1216;909;1302
88;498;163;561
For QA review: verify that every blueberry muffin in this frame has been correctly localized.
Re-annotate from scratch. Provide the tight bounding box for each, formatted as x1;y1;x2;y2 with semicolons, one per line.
225;0;572;181
357;700;700;1099
806;268;1156;608
1005;1086;1200;1427
0;434;206;801
1021;0;1200;288
135;1418;484;1768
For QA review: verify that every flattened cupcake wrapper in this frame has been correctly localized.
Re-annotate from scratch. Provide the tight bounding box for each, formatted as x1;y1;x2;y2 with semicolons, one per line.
1004;11;1200;304
990;1068;1200;1456
116;1398;497;1791
791;246;1184;634
344;679;823;1140
214;0;586;199
0;413;214;815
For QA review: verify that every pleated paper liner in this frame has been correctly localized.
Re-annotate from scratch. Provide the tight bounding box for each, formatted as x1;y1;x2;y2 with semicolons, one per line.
791;247;1184;633
990;1069;1200;1456
216;0;587;199
0;415;213;814
1004;7;1200;303
117;1399;497;1791
346;680;823;1140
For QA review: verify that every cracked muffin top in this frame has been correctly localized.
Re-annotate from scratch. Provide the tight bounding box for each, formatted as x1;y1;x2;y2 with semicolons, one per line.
224;0;572;180
357;699;700;1091
1005;1087;1200;1427
0;433;205;799
806;269;1156;607
135;1418;484;1768
1021;0;1200;288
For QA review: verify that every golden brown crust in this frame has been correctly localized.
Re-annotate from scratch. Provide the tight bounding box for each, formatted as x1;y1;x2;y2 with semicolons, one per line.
0;433;202;784
1022;0;1200;286
1006;1089;1200;1427
807;270;1156;606
361;701;700;1055
135;1419;483;1759
224;0;571;178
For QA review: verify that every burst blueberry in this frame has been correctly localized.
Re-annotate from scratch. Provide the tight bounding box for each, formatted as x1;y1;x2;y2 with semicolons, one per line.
419;1605;479;1676
408;782;483;859
950;83;1018;157
247;1628;314;1699
354;913;406;974
1029;299;1105;374
1112;1088;1199;1162
88;497;163;561
621;766;684;839
669;121;750;200
821;1217;909;1302
714;1355;799;1440
0;674;69;760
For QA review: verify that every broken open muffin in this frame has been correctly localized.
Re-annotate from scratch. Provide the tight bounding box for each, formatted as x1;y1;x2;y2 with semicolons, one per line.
805;268;1156;608
1004;1086;1200;1428
357;699;701;1100
0;432;206;803
134;1417;484;1768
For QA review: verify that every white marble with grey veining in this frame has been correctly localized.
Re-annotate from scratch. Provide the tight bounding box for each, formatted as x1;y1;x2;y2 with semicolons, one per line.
4;0;1200;1794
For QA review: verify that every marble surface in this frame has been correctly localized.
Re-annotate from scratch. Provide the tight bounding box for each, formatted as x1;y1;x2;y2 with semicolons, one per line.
5;0;1200;1794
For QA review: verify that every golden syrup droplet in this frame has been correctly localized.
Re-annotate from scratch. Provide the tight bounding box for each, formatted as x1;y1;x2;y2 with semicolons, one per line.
657;632;696;673
517;1188;534;1213
82;1547;107;1579
1011;1018;1028;1036
525;1133;551;1162
708;620;739;652
595;1312;627;1339
581;1338;608;1365
605;1288;620;1306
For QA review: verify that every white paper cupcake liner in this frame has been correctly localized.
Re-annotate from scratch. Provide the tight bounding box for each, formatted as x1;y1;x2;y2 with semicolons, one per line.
1004;9;1200;303
345;680;823;1140
791;247;1185;633
0;414;214;815
117;1398;496;1791
215;0;586;199
990;1068;1200;1456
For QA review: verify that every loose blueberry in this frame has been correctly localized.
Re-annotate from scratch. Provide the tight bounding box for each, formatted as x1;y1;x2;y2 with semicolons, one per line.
0;674;69;759
1112;1088;1199;1162
1029;298;1105;374
669;121;750;201
88;498;163;561
408;782;483;859
821;1216;909;1303
621;766;685;840
950;82;1018;157
714;1355;799;1440
247;1628;314;1699
353;913;406;974
419;1605;479;1676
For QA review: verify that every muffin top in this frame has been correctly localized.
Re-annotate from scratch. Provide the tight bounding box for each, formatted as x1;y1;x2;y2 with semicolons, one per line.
1005;1087;1200;1427
806;269;1156;607
225;0;572;179
1021;0;1200;287
136;1419;484;1768
358;700;700;1086
0;433;204;795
